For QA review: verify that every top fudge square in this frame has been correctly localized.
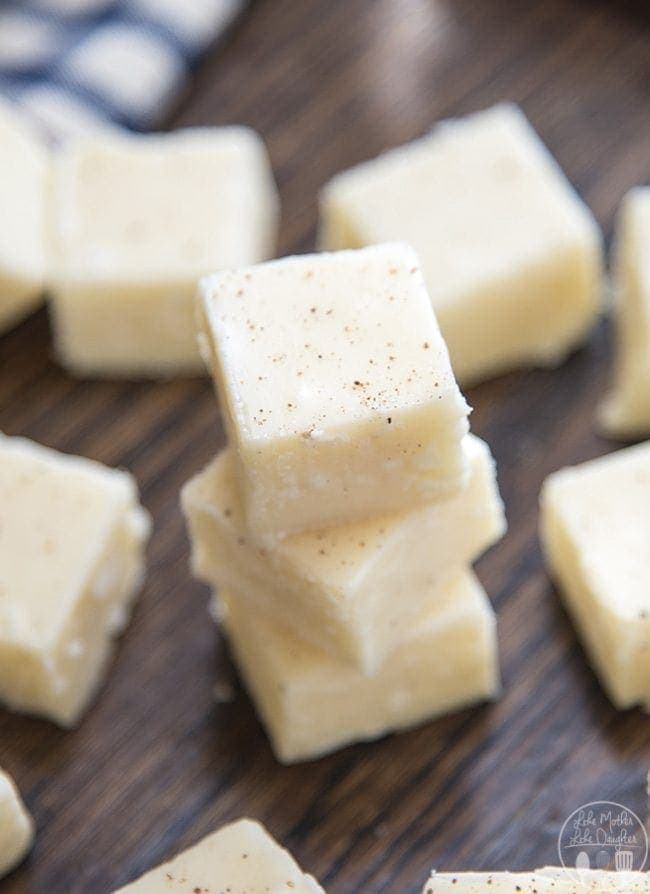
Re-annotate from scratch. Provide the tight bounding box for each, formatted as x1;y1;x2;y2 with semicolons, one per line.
319;103;602;386
199;243;470;537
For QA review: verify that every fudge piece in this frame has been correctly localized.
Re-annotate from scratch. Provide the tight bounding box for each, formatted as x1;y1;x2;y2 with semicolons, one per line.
319;104;603;386
182;434;505;672
536;868;650;891
219;570;499;763
540;442;650;710
113;818;324;893
49;126;279;377
0;434;151;725
600;188;650;437
0;99;48;334
0;770;34;879
423;869;650;892
199;243;470;537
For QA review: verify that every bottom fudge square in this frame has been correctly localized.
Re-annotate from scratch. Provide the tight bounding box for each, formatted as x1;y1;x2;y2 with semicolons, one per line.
0;434;151;726
182;433;505;672
540;441;650;710
219;569;499;763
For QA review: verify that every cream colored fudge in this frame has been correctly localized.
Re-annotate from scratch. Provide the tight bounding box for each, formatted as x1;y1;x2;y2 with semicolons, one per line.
540;441;650;710
113;818;324;893
0;99;48;334
600;188;650;437
319;104;603;386
0;770;34;879
0;434;151;725
220;570;499;763
423;869;650;892
50;126;279;377
199;243;470;537
183;434;504;672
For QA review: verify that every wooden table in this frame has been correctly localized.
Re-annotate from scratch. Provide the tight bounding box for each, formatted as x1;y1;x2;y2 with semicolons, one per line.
2;1;649;891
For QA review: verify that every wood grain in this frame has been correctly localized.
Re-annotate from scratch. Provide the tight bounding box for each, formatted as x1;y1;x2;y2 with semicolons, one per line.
1;1;649;891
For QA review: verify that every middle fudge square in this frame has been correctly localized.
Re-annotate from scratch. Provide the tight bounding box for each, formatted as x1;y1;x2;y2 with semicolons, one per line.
182;433;505;672
199;243;470;538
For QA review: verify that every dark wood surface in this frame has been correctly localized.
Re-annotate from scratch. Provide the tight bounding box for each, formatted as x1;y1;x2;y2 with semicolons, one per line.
2;1;650;891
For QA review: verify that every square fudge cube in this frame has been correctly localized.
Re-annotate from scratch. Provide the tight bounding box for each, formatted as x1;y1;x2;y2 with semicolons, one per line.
220;569;499;763
535;869;650;892
540;442;650;710
0;99;48;334
422;870;649;893
0;770;34;879
600;188;650;437
199;243;470;537
113;819;324;894
319;103;603;386
422;872;560;893
0;434;151;725
182;434;504;672
50;126;279;377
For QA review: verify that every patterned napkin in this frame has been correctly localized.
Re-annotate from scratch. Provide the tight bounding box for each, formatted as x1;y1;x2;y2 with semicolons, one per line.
0;0;247;140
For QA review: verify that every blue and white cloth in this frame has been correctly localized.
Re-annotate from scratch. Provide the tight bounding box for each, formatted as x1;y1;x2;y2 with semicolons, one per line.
0;0;246;140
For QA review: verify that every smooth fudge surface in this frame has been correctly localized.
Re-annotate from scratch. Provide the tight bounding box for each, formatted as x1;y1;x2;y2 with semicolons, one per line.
540;441;650;710
423;869;650;892
200;243;470;537
0;99;48;334
220;569;499;763
600;187;650;437
182;433;505;672
50;126;279;376
319;103;602;385
113;818;324;893
0;434;151;725
0;770;34;879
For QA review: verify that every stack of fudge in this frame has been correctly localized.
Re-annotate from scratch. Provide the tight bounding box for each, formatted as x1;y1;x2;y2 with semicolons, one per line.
183;241;506;763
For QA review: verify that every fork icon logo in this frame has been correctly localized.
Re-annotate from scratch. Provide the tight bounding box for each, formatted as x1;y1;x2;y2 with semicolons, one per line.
615;850;635;871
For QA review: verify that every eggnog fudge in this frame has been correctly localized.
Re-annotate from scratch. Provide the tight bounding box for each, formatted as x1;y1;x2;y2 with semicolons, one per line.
199;243;470;537
0;99;48;334
219;570;499;763
0;434;151;725
319;104;602;385
540;441;650;710
0;770;34;879
183;434;504;672
423;870;650;892
113;818;324;893
49;126;279;376
600;188;650;437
